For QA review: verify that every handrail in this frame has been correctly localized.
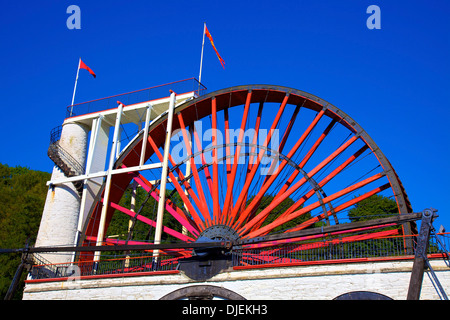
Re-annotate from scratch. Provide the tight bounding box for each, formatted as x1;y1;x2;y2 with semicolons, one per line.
48;142;85;176
49;125;62;144
48;125;85;176
28;253;179;280
233;233;450;268
66;77;207;118
431;232;450;266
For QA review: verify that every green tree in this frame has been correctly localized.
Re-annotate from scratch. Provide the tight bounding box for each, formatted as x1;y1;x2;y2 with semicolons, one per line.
0;163;50;299
346;194;405;258
348;194;399;222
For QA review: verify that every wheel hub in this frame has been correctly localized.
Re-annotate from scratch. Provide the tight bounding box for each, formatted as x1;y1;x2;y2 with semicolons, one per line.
197;225;240;242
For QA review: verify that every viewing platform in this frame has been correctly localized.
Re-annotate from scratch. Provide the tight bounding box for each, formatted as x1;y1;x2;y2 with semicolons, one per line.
64;78;206;126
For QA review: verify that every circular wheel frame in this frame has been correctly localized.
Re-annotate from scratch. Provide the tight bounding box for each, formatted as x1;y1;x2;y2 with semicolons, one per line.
81;85;413;258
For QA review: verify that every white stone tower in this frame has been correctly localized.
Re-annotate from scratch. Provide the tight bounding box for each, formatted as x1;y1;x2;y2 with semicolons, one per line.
34;123;89;264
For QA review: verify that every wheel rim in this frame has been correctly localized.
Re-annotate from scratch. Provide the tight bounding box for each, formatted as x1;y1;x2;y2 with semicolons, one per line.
81;85;414;257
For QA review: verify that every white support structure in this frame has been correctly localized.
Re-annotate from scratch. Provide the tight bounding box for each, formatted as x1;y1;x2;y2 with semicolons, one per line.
47;92;196;189
47;162;163;186
153;91;177;259
115;128;122;160
182;126;193;235
139;104;152;167
37;89;197;265
94;102;124;261
72;116;100;259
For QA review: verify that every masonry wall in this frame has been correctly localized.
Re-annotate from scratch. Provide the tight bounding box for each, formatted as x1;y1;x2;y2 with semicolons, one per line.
23;259;450;300
34;123;88;264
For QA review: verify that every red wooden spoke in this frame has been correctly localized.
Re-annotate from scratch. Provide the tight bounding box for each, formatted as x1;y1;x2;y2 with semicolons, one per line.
147;135;201;206
130;172;200;237
238;139;365;236
228;94;290;227
249;102;264;168
84;236;192;256
240;228;400;266
108;201;195;242
234;108;327;230
239;252;298;265
235;101;265;223
81;85;412;266
288;182;391;232
279;104;303;156
177;112;212;225
222;91;253;217
192;122;214;199
300;120;337;167
260;103;302;181
245;103;302;227
244;172;386;238
224;106;232;173
192;124;214;224
272;112;336;200
222;106;233;224
147;135;206;230
239;228;400;266
248;111;333;231
242;223;398;250
277;144;370;221
211;97;221;222
250;118;337;233
116;166;199;236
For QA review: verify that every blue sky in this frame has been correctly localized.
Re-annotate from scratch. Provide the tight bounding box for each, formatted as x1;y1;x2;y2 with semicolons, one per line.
1;1;449;229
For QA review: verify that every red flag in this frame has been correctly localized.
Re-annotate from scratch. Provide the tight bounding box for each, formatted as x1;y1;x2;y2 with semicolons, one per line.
205;25;225;69
79;59;96;78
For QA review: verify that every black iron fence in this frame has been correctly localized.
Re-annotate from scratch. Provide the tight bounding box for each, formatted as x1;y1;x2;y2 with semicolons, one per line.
49;125;62;144
27;233;450;281
233;237;407;267
28;253;179;280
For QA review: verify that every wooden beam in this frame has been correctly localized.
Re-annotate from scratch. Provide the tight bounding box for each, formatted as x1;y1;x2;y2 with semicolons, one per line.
1;241;232;254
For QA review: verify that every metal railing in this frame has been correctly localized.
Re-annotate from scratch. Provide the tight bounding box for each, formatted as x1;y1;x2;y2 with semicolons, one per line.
28;253;179;280
233;236;411;267
232;233;450;268
431;232;450;266
66;78;207;118
27;234;450;281
48;125;85;177
49;125;62;144
48;142;85;176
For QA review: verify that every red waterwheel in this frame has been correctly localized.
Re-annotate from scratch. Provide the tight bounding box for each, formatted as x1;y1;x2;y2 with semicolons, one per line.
81;85;413;262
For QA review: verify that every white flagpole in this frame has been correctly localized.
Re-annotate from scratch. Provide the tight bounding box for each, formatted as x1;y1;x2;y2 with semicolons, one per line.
198;23;206;88
70;58;81;116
